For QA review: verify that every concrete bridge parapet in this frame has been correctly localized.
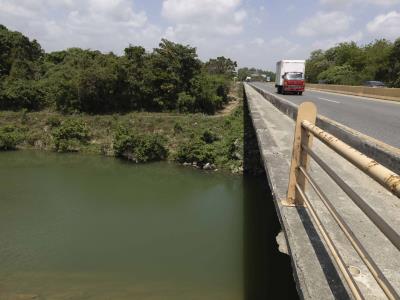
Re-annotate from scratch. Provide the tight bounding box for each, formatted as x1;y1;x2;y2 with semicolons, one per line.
244;83;400;299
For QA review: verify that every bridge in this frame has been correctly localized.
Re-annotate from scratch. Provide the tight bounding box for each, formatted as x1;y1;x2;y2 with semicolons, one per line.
244;83;400;300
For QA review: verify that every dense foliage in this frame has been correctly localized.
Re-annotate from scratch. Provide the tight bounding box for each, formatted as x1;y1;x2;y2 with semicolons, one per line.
52;119;90;152
113;125;168;163
237;67;275;82
0;25;232;114
0;125;22;150
0;83;244;171
306;39;400;86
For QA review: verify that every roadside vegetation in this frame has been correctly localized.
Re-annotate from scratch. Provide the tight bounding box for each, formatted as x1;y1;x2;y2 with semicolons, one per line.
237;67;276;82
306;38;400;86
0;24;235;114
0;24;244;173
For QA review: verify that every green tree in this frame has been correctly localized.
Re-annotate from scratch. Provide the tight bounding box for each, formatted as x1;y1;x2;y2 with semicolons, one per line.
317;65;360;85
122;45;147;110
147;39;202;110
388;38;400;87
305;50;331;83
363;39;393;83
204;56;237;78
0;24;235;114
0;25;43;79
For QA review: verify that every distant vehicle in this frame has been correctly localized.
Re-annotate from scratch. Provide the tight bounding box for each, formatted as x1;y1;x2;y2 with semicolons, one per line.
363;81;386;88
266;76;271;82
275;60;305;95
245;76;252;82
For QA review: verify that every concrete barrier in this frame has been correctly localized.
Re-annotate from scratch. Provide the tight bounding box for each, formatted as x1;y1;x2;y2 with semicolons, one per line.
249;83;400;175
306;83;400;102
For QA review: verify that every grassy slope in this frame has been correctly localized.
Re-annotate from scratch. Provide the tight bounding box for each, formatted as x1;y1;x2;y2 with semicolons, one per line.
0;84;244;173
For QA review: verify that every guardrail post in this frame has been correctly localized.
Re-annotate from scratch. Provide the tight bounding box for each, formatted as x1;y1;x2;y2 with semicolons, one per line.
284;102;317;206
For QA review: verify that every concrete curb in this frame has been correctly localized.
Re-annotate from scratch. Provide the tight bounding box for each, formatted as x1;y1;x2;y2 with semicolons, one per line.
249;83;400;175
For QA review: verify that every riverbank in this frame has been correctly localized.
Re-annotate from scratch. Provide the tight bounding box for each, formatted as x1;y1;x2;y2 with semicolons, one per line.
0;84;244;173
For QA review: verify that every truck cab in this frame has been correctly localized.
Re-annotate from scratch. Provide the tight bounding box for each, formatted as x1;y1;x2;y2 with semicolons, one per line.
281;72;305;95
275;60;305;95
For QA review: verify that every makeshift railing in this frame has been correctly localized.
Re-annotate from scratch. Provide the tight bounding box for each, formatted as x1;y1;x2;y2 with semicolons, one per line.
285;102;400;300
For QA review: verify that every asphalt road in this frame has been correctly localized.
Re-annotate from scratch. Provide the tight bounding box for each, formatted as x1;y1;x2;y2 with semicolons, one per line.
251;82;400;148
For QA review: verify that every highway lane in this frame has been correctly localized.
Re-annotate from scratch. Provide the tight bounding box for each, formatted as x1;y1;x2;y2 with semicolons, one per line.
251;82;400;148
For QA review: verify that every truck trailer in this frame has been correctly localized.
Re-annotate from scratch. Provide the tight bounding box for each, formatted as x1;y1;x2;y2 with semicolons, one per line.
275;60;305;95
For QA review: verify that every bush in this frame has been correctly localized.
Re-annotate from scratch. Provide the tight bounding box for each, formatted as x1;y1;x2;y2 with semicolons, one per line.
201;130;219;144
113;126;168;163
177;92;196;113
0;125;23;150
317;65;361;85
46;116;61;127
176;139;215;166
190;74;224;114
173;122;183;134
0;79;45;111
52;119;90;152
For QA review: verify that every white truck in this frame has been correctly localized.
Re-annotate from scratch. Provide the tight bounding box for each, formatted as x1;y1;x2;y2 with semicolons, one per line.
275;60;305;95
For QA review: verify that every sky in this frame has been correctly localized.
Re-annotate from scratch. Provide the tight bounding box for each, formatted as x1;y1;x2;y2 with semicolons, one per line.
1;0;400;70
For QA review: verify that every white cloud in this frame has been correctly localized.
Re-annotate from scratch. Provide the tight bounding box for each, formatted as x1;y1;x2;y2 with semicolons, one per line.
296;11;353;37
311;31;364;49
321;0;400;5
0;0;161;52
162;0;247;43
162;0;241;21
251;37;265;46
367;11;400;40
160;0;248;63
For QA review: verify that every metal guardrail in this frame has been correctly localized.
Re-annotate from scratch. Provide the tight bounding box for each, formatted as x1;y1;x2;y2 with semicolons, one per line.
285;102;400;300
249;83;400;176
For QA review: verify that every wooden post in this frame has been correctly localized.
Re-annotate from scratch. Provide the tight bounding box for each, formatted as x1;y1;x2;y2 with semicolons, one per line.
284;102;317;206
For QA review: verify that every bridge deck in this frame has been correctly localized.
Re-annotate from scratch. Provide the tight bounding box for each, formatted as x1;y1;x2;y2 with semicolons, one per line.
244;83;400;299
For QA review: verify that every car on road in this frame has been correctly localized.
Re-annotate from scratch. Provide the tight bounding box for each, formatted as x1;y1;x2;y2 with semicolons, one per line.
363;81;386;88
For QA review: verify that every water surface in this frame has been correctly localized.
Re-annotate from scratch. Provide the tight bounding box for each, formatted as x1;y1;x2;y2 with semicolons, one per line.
0;151;297;299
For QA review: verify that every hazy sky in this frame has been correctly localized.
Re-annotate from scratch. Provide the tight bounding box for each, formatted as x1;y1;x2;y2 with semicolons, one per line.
1;0;400;70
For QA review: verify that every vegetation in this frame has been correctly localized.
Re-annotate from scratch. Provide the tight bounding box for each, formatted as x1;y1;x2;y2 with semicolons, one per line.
237;67;276;82
113;126;168;163
306;39;400;86
0;24;244;173
0;84;244;172
52;119;90;152
0;25;232;114
0;125;23;150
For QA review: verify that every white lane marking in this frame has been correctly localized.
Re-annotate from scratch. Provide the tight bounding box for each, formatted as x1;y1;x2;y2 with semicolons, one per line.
318;97;340;104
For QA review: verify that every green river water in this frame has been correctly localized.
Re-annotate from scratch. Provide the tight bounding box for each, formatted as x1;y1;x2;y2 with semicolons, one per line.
0;151;297;300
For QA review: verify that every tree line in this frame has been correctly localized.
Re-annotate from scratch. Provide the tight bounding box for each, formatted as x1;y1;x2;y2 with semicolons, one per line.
306;38;400;87
0;25;237;114
237;67;276;82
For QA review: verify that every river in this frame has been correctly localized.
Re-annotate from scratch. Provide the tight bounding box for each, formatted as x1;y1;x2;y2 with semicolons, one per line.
0;151;298;299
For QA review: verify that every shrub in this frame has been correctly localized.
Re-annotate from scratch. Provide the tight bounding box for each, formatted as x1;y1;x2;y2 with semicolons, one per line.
20;108;29;124
0;125;23;150
173;122;183;134
0;79;45;111
52;119;90;152
177;92;196;113
176;139;215;166
46;116;61;127
201;129;219;144
225;137;243;160
113;126;168;163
